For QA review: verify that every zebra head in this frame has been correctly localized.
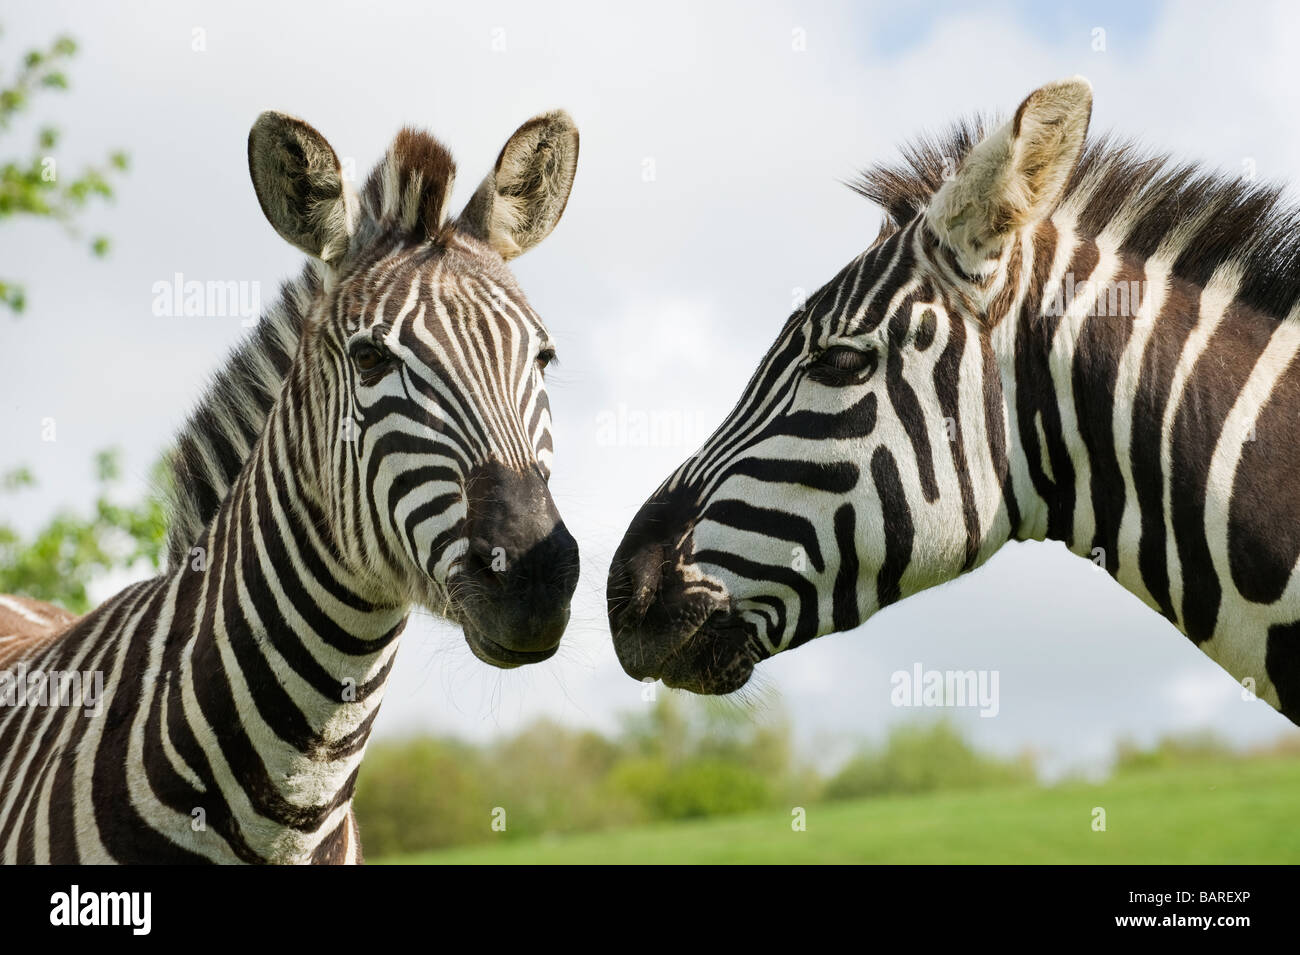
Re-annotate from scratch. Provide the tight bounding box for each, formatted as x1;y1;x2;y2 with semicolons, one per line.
247;111;580;667
608;79;1093;692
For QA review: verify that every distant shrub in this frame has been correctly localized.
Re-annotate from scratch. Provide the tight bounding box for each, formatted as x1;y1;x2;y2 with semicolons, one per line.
482;721;640;838
661;760;771;818
824;721;1034;800
1114;731;1237;774
606;757;770;820
352;736;489;858
354;699;795;855
358;700;1058;858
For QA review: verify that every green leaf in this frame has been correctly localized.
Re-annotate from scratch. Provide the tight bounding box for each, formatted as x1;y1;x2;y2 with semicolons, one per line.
0;449;165;613
0;281;27;313
1;31;127;313
94;448;121;483
2;466;35;490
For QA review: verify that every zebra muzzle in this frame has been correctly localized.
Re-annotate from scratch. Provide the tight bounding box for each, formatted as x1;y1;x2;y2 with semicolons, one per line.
607;493;758;694
452;462;580;666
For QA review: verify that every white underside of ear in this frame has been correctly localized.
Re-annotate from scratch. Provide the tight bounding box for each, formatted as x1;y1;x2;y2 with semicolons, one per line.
925;76;1093;278
459;110;579;261
317;186;359;263
486;192;526;259
925;123;1020;276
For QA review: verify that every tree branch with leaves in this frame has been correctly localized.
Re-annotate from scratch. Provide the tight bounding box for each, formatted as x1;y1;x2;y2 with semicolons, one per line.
0;27;128;313
0;450;166;614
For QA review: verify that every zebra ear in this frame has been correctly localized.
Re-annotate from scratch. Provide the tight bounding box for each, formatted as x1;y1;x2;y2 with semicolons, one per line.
458;110;579;260
248;111;357;263
926;77;1092;276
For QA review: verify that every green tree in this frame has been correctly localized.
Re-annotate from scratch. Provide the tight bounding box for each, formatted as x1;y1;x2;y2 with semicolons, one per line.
0;26;128;312
484;721;638;838
0;27;144;614
0;449;166;613
1114;730;1236;774
824;720;1036;801
352;736;491;857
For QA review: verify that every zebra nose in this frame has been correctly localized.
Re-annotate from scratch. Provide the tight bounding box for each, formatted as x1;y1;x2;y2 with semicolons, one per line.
607;493;679;640
459;461;579;657
464;521;579;598
467;535;505;571
464;520;578;651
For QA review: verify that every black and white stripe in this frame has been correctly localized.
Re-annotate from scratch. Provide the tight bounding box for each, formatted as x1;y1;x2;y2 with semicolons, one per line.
0;109;580;863
609;77;1300;724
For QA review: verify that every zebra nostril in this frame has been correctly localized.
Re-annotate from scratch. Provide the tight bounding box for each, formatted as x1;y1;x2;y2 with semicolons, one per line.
467;536;502;571
607;486;701;640
608;545;664;635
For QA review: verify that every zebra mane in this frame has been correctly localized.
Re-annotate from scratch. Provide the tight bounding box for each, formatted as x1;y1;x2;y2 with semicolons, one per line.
357;128;458;245
852;115;1300;321
161;267;318;568
160;129;460;570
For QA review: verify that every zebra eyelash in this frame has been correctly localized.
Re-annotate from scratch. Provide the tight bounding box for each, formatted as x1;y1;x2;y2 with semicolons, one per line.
807;343;880;385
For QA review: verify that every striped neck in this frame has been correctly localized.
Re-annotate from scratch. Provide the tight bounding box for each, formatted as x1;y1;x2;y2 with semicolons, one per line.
164;264;316;571
171;387;409;863
995;220;1299;642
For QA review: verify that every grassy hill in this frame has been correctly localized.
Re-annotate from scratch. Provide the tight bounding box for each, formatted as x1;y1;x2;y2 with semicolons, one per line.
377;758;1300;864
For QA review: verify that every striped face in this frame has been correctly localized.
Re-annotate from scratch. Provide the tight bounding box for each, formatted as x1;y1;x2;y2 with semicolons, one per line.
608;222;1004;691
310;240;575;665
247;110;582;667
609;78;1097;694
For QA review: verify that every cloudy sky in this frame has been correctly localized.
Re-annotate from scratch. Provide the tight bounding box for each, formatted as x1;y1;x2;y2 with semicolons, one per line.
4;0;1299;775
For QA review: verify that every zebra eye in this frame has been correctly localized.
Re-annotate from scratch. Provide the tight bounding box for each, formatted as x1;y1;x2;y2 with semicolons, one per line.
350;342;388;373
810;345;878;384
536;348;557;372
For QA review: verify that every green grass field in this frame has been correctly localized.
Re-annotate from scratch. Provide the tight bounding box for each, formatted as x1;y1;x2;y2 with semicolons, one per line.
377;758;1300;864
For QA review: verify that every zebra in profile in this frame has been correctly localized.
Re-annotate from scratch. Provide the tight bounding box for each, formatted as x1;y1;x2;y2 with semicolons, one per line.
608;77;1300;726
0;107;581;863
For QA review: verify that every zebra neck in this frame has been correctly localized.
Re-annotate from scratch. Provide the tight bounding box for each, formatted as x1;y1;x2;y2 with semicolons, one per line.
172;405;409;861
999;237;1300;631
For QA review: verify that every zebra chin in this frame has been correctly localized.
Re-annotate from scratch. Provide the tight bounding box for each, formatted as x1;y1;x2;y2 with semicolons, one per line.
461;617;567;668
448;556;578;668
611;607;760;695
658;614;761;695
